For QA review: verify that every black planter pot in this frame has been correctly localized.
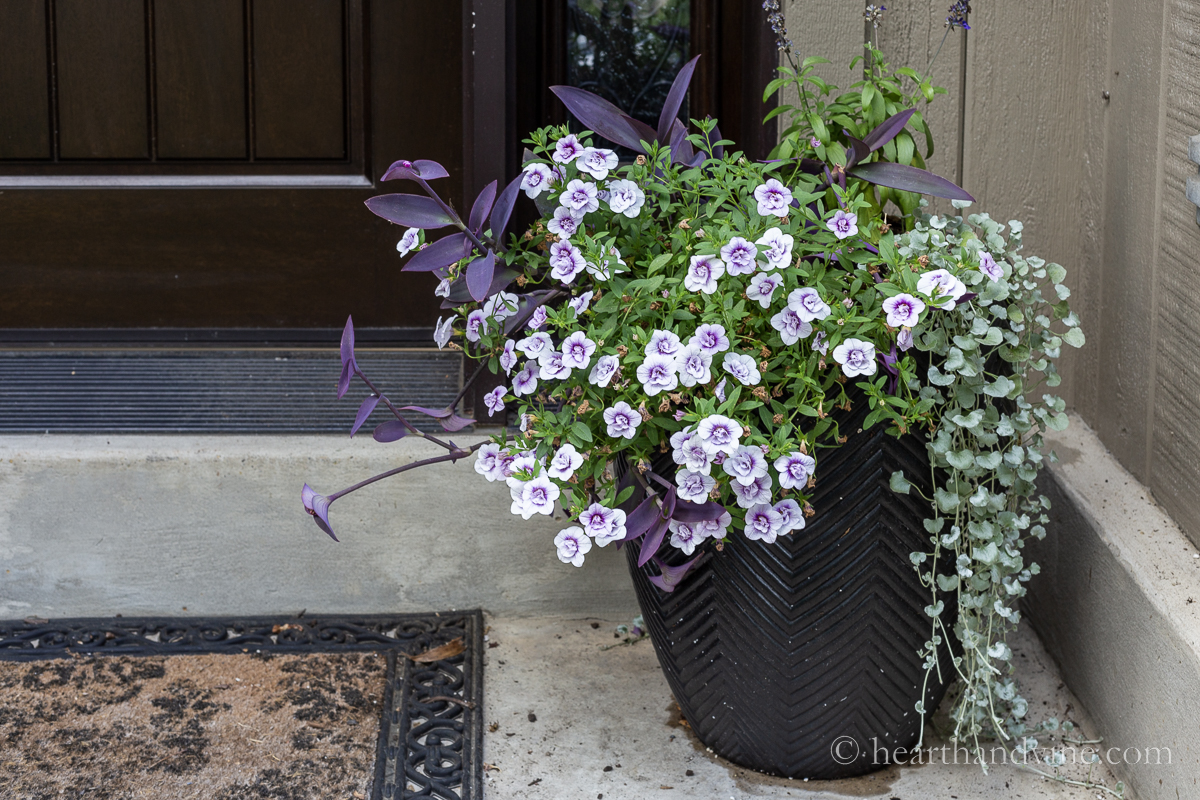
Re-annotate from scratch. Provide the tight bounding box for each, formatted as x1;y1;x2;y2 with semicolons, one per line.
624;398;954;779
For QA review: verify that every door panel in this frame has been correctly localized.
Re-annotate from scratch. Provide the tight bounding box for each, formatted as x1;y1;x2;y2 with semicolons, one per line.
0;0;50;160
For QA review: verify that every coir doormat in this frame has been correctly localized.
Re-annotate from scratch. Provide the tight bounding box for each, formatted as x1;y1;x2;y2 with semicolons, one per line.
0;613;483;800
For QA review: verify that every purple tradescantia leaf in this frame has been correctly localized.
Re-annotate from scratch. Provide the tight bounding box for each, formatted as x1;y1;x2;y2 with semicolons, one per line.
622;114;658;149
862;108;916;152
443;267;519;307
490;174;523;241
365;194;456;228
549;85;648;153
955;292;978;306
399;404;452;418
372;420;410;443
381;158;450;182
502;290;555;334
843;132;872;169
879;343;900;395
351;394;379;437
395;404;474;431
647;553;707;592
466;250;497;303
671;498;728;523
402;232;471;272
637;515;670;568
624;494;661;541
337;316;357;399
668;118;694;166
657;54;701;143
439;413;476;432
302;483;338;541
468;180;498;234
848;162;974;201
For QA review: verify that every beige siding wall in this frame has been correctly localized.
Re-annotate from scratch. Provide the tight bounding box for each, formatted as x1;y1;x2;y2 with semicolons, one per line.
785;0;1200;545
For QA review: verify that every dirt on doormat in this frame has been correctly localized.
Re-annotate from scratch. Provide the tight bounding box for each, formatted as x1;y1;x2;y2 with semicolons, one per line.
0;651;387;799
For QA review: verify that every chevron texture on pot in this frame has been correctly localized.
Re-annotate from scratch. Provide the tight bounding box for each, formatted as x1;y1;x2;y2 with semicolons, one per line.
626;398;953;779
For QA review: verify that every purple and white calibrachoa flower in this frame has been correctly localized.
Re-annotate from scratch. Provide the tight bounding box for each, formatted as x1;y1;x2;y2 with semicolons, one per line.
512;363;538;396
753;178;793;218
916;268;968;309
645;329;683;358
504;450;539;482
589;354;619;387
979;251;1004;281
527;305;548;331
433;316;454;349
483;386;506;417
553;134;584;164
696;414;742;455
722;352;761;385
743;503;784;543
676;470;717;503
695;510;733;540
636;353;679;396
787;287;832;322
483;291;518;321
517;331;553;359
773;499;805;533
548;442;584;480
521;162;555;198
547;206;581;238
775;451;816;489
434;277;451;298
672;429;712;474
511;475;560;520
499;340;518;375
755;227;794;269
826;209;859;240
560;331;596;370
606;179;646;217
465;309;487;343
549;240;587;284
576;147;618;179
560;179;600;215
474;442;507;481
587;246;626;280
812;330;829;355
770;307;813;345
746;272;783;308
668;520;707;556
730;474;773;509
684;254;725;294
538;349;572;381
832;337;878;377
603;401;641;439
568;291;593;317
897;327;914;351
720;237;758;276
579;503;627;546
554;526;591;566
674;344;713;387
396;227;420;256
723;445;770;486
882;293;926;328
690;324;730;355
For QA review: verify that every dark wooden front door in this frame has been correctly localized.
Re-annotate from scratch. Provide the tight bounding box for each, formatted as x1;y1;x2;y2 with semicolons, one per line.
0;0;463;333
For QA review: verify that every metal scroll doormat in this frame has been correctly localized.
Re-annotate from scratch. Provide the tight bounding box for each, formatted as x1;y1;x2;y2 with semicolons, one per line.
0;612;483;800
0;350;461;433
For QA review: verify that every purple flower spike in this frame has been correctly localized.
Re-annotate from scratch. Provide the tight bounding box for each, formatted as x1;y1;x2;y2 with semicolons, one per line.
302;484;338;542
338;316;357;399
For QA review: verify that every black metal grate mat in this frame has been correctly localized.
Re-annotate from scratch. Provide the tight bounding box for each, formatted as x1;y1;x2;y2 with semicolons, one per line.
0;612;484;800
0;350;462;433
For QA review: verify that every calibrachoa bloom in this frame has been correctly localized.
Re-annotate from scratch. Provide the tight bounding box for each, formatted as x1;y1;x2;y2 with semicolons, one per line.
684;254;725;294
606;179;645;217
396;228;420;256
832;337;878;377
917;268;968;309
671;429;712;474
755;227;794;269
730;474;772;508
696;414;741;455
720;237;758;275
483;291;518;321
512;363;538;396
538;349;572;381
434;277;451;298
646;329;683;357
773;499;805;533
568;291;593;316
589;354;619;387
603;401;641;439
827;209;859;239
553;134;584;163
560;331;596;369
676;469;717;503
691;324;730;354
695;511;733;540
483;386;506;417
499;340;517;375
637;353;679;395
669;520;707;555
517;331;553;358
897;327;914;351
511;475;560;520
722;352;761;385
554;526;591;566
979;251;1003;281
770;307;812;345
560;179;600;215
521;163;555;197
474;442;506;481
577;147;618;179
788;287;832;322
747;272;782;307
578;503;627;546
548;206;581;238
527;305;548;330
775;451;816;489
723;445;769;486
882;293;925;327
465;310;487;342
753;178;793;217
674;344;713;387
549;241;587;284
548;442;584;480
744;503;784;543
433;316;454;349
